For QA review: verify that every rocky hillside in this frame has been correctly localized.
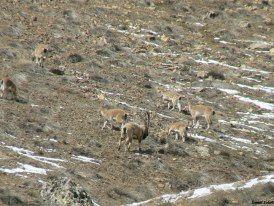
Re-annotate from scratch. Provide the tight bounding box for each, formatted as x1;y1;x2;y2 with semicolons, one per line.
0;0;273;205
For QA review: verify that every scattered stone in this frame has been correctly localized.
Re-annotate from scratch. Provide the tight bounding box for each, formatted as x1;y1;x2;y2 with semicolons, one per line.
196;70;208;79
63;10;78;22
208;71;225;80
95;36;108;46
49;68;65;75
68;54;83;63
239;21;251;28
196;146;210;157
161;34;170;42
204;11;220;19
143;83;152;89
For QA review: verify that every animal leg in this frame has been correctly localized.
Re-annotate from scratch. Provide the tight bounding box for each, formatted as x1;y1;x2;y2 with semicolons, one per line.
2;90;8;99
205;115;211;131
170;101;175;110
167;102;171;109
182;130;187;142
118;138;122;151
110;119;115;130
177;102;182;112
182;135;185;142
138;139;142;152
125;138;131;152
119;128;126;151
192;115;197;127
101;121;108;130
175;133;179;140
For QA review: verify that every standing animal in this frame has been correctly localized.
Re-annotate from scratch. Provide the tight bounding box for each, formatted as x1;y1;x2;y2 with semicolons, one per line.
156;87;182;112
98;94;129;130
0;77;17;100
119;111;150;152
166;121;188;142
32;44;49;67
185;98;215;130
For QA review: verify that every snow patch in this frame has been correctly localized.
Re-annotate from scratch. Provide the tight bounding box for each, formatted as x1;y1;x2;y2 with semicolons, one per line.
72;155;101;165
234;95;274;110
126;175;274;205
192;57;271;74
191;134;216;143
4;146;66;168
0;163;48;175
218;88;240;95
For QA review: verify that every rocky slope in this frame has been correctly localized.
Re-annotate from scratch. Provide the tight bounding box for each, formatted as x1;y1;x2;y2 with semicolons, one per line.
0;0;273;205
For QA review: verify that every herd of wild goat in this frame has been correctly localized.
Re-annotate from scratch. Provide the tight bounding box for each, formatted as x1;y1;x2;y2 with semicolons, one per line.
1;43;215;152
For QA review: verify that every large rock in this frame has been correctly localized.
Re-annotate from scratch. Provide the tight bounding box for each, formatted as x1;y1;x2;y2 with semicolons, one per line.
41;176;97;206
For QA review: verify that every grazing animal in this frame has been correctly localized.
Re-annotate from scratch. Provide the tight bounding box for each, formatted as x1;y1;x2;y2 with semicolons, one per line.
156;87;182;112
32;44;49;67
119;111;150;152
185;98;215;130
98;94;129;130
0;77;17;100
166;121;188;142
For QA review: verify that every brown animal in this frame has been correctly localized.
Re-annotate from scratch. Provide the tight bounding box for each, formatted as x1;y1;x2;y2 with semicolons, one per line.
166;121;188;142
119;111;150;152
185;98;215;130
0;77;17;100
156;87;182;112
32;44;49;67
98;94;129;130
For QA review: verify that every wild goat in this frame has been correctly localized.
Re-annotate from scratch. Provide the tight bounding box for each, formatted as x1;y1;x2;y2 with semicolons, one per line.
0;77;17;100
32;44;49;67
119;111;150;152
166;121;189;142
184;98;215;130
98;94;129;130
156;87;182;112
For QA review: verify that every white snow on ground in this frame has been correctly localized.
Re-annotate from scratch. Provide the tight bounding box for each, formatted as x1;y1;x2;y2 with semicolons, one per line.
4;146;66;168
218;88;274;111
107;24;161;48
149;79;183;92
218;88;240;95
192;57;271;74
242;77;262;83
229;121;265;132
234;95;274;110
71;155;101;165
0;163;49;175
148;52;180;57
191;134;216;143
237;112;274;119
235;83;274;94
4;132;17;139
224;135;252;144
125;174;274;205
195;22;205;27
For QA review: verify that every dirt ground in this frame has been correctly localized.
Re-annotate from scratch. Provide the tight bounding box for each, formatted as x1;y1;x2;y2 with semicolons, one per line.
0;0;273;205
